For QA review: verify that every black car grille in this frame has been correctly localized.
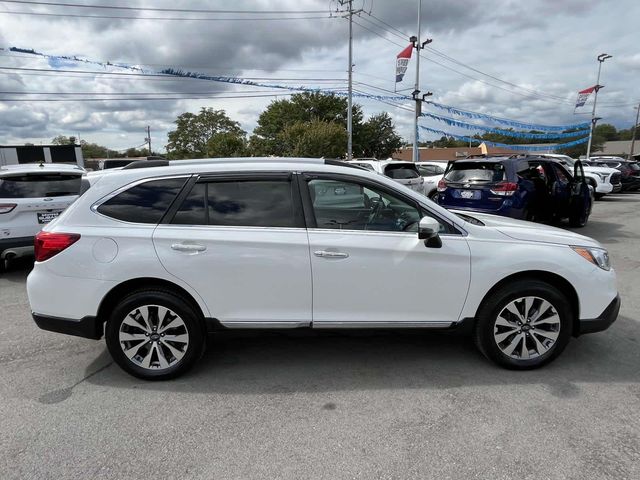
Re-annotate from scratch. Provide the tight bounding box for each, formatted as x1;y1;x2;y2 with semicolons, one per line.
610;172;621;184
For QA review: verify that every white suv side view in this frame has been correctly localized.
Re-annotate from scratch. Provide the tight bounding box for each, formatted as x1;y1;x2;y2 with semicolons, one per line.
415;161;446;201
27;158;620;380
0;163;85;271
350;159;426;195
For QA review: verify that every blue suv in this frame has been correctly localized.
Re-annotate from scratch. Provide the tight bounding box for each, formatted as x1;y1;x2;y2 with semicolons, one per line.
436;156;592;227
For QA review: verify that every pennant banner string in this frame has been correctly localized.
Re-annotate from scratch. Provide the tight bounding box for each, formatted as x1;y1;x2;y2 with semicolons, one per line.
418;125;589;151
420;112;590;139
424;100;590;132
9;47;593;133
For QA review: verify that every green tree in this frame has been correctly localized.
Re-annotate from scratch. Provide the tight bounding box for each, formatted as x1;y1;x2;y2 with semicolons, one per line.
249;92;363;156
206;132;247;157
125;147;150;157
359;112;403;158
594;123;618;141
51;135;77;145
166;108;245;159
280;120;347;158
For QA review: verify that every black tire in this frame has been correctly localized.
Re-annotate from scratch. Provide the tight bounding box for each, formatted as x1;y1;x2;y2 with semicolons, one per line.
473;280;573;369
105;288;205;380
594;193;605;200
428;190;439;202
568;208;589;227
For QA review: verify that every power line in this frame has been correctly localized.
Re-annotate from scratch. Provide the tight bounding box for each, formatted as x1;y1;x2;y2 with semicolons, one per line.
0;1;328;14
0;89;307;96
0;10;331;21
0;66;347;82
357;14;578;106
0;92;299;102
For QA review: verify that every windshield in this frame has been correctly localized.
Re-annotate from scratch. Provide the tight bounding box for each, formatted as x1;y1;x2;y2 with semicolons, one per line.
0;174;82;198
630;162;640;171
444;162;506;183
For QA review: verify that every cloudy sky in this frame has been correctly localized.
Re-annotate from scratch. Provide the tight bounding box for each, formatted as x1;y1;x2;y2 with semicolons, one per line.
0;0;639;153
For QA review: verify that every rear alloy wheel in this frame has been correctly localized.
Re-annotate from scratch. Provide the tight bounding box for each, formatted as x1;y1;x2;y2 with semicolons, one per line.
474;280;572;369
106;289;204;380
428;190;439;202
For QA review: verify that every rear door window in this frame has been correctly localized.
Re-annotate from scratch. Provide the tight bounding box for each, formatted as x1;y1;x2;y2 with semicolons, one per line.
444;162;506;184
97;178;187;224
172;178;299;228
384;164;420;179
0;174;82;198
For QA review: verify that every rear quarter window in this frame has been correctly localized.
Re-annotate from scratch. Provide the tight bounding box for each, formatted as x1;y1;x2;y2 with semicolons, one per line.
0;174;82;198
384;164;420;179
97;178;187;224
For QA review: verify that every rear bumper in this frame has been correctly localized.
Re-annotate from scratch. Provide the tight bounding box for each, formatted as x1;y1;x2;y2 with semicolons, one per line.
0;236;34;251
32;313;102;340
576;294;620;336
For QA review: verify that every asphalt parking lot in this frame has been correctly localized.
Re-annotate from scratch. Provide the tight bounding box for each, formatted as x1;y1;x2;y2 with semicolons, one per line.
1;194;639;480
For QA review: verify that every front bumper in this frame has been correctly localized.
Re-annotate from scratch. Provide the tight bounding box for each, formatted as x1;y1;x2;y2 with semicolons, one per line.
32;313;102;340
576;294;621;336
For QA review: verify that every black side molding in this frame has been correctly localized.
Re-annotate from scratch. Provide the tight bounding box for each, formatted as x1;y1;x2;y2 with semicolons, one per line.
32;313;103;340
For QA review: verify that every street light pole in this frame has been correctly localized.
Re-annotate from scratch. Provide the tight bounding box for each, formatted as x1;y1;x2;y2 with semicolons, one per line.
630;104;639;160
586;53;611;160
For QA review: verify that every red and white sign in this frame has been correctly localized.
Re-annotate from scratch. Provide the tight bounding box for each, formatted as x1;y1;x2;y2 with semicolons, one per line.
395;44;413;83
575;86;596;108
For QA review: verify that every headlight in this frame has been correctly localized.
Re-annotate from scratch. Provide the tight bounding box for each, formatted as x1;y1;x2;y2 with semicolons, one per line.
571;246;611;271
595;173;608;181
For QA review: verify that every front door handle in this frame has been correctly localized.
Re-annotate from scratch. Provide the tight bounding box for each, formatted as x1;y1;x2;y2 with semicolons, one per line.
314;250;349;259
171;243;207;253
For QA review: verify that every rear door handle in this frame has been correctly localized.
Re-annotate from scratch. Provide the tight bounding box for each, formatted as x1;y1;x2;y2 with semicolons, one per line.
171;243;207;253
314;250;349;259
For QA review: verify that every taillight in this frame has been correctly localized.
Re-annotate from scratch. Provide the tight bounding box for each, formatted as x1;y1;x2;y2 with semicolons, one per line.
490;182;518;196
34;232;80;262
437;179;448;192
0;203;16;214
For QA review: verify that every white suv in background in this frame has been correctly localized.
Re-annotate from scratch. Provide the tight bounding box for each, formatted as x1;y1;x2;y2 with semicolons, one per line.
27;158;619;380
350;159;426;195
415;161;446;201
0;163;85;271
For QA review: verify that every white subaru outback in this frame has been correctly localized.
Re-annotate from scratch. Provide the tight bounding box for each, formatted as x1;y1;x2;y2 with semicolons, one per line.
0;163;85;271
26;158;620;380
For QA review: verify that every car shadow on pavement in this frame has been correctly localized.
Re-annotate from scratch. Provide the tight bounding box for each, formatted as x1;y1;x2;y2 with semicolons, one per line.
84;314;640;397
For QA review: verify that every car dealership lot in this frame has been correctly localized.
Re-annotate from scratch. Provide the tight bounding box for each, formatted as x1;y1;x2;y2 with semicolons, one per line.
1;194;639;479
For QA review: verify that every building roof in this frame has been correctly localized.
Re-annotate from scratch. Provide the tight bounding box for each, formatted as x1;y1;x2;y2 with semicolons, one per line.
598;140;635;156
394;145;519;162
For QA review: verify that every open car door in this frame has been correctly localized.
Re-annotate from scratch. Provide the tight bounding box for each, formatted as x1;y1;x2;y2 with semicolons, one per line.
569;159;592;227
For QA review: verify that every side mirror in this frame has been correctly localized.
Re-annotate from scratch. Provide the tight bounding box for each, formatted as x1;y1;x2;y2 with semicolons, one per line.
418;216;442;248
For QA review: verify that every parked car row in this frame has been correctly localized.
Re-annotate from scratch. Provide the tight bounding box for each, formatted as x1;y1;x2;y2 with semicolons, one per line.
584;156;640;191
25;157;620;380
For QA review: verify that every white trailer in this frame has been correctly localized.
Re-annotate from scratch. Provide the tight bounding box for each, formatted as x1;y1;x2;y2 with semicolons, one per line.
0;145;84;168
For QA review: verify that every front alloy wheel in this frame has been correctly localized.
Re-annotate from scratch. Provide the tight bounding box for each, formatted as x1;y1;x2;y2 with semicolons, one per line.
493;297;560;360
474;280;572;369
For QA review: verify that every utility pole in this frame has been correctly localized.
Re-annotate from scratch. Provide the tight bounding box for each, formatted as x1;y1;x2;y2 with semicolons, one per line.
338;1;362;161
411;0;432;163
630;104;639;160
146;126;152;155
586;53;612;160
